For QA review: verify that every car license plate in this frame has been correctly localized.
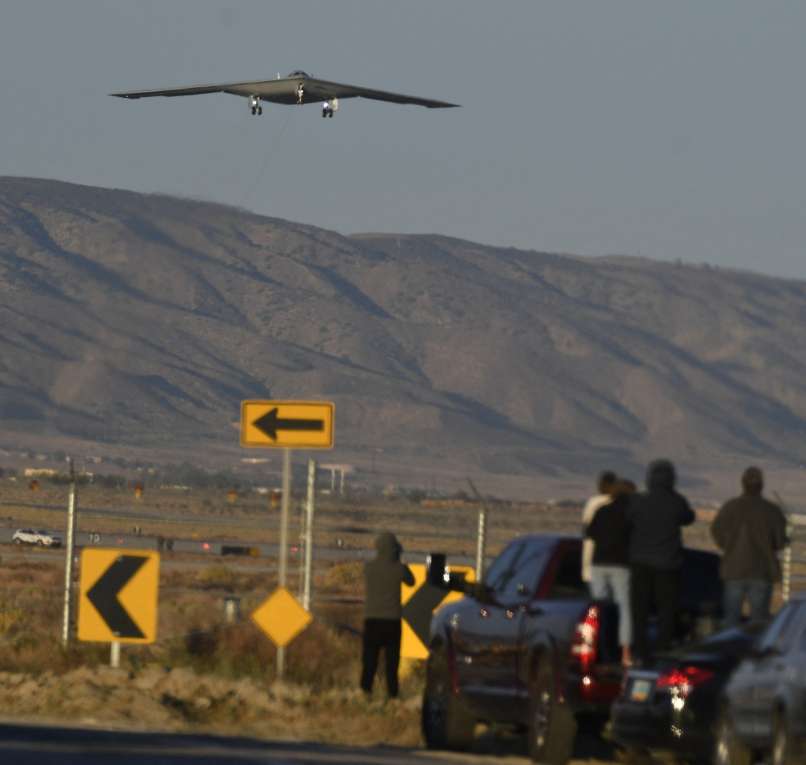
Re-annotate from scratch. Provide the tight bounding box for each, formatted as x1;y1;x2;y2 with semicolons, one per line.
630;678;653;702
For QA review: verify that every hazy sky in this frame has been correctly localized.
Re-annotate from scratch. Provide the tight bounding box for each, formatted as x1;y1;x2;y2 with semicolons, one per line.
2;1;804;279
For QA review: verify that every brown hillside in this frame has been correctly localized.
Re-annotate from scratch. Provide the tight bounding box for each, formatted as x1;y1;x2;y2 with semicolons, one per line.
1;177;805;500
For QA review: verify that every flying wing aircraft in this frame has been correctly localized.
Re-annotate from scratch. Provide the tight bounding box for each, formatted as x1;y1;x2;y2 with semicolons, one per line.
111;70;459;118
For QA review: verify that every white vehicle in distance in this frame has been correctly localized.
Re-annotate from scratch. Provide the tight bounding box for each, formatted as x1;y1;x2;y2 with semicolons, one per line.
12;528;62;548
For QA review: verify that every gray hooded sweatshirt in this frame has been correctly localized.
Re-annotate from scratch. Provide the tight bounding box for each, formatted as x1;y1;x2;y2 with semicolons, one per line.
363;532;415;620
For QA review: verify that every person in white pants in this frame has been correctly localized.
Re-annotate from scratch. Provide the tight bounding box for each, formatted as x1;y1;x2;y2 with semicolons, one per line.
581;470;618;585
586;479;636;666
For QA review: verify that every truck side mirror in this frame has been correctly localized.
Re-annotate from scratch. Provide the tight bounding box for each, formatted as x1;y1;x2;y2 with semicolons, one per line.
427;552;473;594
426;553;448;588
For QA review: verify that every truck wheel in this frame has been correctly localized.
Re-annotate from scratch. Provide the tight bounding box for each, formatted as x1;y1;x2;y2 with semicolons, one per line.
421;653;474;751
714;709;751;765
772;711;795;765
528;661;576;765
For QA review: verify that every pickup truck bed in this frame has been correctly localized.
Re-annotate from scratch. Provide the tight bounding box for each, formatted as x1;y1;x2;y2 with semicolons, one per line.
421;534;722;765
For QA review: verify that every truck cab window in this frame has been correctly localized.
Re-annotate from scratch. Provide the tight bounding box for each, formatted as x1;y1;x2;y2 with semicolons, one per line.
500;544;552;601
483;541;525;595
548;547;586;599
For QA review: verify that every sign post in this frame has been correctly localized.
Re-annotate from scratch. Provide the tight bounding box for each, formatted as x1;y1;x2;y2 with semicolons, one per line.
240;400;333;681
302;458;316;611
277;447;291;679
61;458;78;647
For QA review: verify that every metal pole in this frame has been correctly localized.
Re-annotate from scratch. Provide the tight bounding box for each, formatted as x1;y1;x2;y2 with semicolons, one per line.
277;448;292;680
782;514;794;604
110;641;120;668
61;458;78;647
476;508;487;581
339;468;345;496
776;493;793;604
467;479;489;581
303;459;316;611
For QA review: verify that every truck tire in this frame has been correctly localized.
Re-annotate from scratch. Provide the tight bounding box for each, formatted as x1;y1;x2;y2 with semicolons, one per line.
714;709;752;765
421;652;475;751
772;711;795;765
527;660;576;765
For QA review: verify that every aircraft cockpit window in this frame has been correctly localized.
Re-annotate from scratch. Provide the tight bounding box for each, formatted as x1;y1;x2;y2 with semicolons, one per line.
287;70;310;78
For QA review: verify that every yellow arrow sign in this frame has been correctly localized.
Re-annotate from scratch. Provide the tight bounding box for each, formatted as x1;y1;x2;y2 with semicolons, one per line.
252;586;313;647
78;548;159;644
401;563;475;659
240;400;334;449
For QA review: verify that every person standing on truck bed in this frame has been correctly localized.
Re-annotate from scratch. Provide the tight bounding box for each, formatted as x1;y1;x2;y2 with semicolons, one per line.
586;479;636;667
581;470;619;586
628;459;696;665
360;532;415;699
711;466;788;628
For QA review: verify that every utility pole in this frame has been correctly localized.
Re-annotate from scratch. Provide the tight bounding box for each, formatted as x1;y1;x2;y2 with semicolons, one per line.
467;479;489;581
277;448;291;679
302;459;316;611
776;493;793;603
61;458;78;646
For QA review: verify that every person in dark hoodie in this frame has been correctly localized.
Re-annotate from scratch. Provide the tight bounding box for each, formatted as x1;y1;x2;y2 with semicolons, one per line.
628;459;695;664
711;467;788;627
361;532;415;698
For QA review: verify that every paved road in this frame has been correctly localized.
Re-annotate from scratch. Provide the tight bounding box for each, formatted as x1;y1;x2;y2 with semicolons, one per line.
0;723;535;765
0;527;476;568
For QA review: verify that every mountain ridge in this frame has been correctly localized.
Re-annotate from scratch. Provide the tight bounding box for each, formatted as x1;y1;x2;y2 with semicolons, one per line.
2;176;806;500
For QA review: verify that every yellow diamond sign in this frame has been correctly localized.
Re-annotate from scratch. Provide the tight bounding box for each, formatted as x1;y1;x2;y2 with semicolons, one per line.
252;586;313;647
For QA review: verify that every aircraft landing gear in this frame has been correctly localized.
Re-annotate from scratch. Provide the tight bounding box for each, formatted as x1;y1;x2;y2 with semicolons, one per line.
249;95;262;116
321;98;338;119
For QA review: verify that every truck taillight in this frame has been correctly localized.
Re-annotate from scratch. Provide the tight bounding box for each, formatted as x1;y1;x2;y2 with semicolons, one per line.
571;605;600;672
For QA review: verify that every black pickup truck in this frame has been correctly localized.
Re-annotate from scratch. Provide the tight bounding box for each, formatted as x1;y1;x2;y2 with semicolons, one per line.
421;534;722;765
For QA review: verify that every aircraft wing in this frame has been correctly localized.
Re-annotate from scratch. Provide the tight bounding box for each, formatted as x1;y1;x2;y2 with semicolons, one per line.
109;80;281;99
111;75;459;108
302;78;460;108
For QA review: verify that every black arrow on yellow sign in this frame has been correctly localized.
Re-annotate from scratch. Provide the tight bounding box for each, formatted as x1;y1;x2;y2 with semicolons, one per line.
402;583;448;649
86;555;147;638
253;408;325;441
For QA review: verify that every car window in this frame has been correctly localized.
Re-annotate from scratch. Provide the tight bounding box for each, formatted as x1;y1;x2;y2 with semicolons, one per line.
483;540;525;594
499;543;552;601
758;603;799;654
779;603;806;654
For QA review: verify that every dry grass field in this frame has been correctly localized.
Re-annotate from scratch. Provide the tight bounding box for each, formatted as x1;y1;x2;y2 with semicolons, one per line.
0;477;793;763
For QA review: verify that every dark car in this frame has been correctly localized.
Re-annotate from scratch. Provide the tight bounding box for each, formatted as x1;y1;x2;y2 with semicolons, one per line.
421;535;723;765
716;598;806;765
611;621;766;763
